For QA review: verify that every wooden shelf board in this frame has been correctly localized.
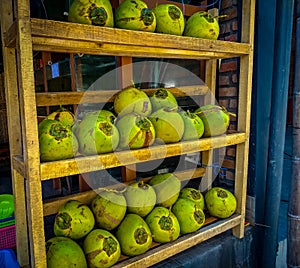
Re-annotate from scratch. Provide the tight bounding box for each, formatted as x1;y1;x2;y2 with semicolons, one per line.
12;132;246;180
43;167;206;216
39;132;246;180
114;214;242;268
35;85;210;107
4;19;250;59
31;37;243;60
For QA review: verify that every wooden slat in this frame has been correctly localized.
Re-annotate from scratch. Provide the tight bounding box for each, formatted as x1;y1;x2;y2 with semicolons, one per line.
2;19;16;48
233;0;256;238
14;3;47;266
11;155;25;176
31;36;245;60
115;55;137;184
0;1;29;266
11;133;246;180
35;85;209;106
38;132;246;180
114;214;242;268
27;19;251;55
43;167;206;216
200;9;219;193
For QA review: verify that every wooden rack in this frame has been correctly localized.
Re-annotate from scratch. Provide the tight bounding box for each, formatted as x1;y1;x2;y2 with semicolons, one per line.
0;0;255;267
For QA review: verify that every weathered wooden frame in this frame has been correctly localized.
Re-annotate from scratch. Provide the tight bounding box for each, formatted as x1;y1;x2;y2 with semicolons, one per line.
0;0;255;266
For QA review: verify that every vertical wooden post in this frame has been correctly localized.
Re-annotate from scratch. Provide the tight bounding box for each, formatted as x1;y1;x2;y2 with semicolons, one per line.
117;56;137;182
0;0;29;266
13;0;47;266
200;8;218;193
233;0;255;238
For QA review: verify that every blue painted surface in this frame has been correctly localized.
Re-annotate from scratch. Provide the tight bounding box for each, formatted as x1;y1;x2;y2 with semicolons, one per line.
248;0;294;266
262;0;294;266
0;249;20;268
282;125;293;203
278;125;293;245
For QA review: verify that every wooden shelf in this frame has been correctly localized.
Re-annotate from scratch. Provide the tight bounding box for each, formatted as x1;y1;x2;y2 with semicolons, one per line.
12;132;246;180
0;0;255;267
4;19;251;59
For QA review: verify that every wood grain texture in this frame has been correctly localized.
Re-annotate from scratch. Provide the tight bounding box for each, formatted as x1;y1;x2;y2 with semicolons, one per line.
35;85;210;106
0;1;29;266
37;133;246;180
233;0;256;238
17;19;251;60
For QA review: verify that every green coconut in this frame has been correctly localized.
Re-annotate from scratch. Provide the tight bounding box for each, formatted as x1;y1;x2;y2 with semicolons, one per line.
205;187;237;218
73;109;116;136
83;229;121;268
184;11;220;40
124;180;157;217
38;119;78;162
68;0;114;27
116;113;155;150
179;110;205;141
149;108;184;144
114;87;152;117
179;187;205;211
194;104;235;137
172;198;205;234
46;236;87;268
115;213;152;256
82;110;116;123
148;172;181;207
145;206;180;243
149;88;178;112
54;200;95;240
91;189;127;230
153;4;185;35
46;107;76;128
115;0;156;32
75;112;119;155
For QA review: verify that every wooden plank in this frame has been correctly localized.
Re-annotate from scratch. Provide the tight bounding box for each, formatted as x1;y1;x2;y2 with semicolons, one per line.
115;55;137;183
11;155;25;177
28;19;251;54
200;8;219;192
200;57;218;192
43;167;206;215
31;36;244;60
37;133;247;180
0;1;29;266
2;19;17;48
114;214;242;268
13;1;46;266
35;85;209;106
232;0;256;238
